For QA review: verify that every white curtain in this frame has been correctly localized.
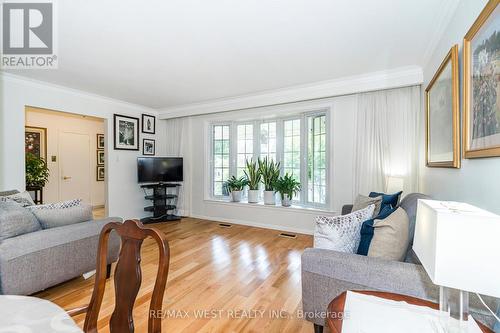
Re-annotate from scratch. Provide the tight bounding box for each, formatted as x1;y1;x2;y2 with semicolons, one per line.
353;86;421;197
162;117;192;216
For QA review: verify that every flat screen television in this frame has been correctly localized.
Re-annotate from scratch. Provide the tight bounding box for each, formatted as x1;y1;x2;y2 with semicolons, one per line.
137;157;183;183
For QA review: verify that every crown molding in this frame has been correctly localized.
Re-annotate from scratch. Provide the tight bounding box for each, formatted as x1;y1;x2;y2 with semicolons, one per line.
158;66;423;119
0;72;157;114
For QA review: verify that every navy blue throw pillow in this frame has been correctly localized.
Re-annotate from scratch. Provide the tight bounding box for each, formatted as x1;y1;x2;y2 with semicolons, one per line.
369;191;402;210
356;205;396;255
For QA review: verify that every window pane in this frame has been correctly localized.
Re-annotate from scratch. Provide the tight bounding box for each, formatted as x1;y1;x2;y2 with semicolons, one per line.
237;124;254;175
307;115;327;204
213;125;230;197
283;119;301;200
260;122;276;161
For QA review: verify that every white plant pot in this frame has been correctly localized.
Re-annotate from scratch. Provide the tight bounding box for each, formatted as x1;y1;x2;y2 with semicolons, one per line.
248;190;259;203
231;191;242;202
281;194;291;207
263;191;276;205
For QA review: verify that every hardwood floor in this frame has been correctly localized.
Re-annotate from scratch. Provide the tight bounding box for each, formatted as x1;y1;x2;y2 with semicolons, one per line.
93;207;106;219
36;218;314;332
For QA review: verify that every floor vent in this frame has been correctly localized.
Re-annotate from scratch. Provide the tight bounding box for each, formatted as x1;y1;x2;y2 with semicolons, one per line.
219;223;232;228
279;232;297;239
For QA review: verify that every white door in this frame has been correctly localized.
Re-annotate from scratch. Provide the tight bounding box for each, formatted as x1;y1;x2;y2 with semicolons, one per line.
59;132;91;203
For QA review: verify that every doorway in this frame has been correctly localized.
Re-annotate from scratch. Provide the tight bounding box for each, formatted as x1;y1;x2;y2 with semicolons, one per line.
24;106;107;218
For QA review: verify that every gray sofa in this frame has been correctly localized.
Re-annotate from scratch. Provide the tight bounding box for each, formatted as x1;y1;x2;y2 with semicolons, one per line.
0;190;121;295
302;193;498;332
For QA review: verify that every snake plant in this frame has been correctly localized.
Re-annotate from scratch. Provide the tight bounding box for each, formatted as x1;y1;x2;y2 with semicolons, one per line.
244;159;261;190
258;157;280;191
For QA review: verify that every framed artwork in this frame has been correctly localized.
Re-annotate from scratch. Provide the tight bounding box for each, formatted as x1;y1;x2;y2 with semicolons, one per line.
463;0;500;158
113;114;139;150
425;45;460;168
142;114;156;134
97;133;105;149
143;139;155;155
96;166;105;181
97;150;105;166
25;126;47;160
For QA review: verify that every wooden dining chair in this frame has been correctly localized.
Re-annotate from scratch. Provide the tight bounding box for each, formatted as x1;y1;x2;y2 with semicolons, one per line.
68;219;170;333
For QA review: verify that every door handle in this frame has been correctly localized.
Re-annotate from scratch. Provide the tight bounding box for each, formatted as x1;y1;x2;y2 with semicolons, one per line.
63;176;72;180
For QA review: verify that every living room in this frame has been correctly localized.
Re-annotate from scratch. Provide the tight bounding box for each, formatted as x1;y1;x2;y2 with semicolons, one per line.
0;0;499;332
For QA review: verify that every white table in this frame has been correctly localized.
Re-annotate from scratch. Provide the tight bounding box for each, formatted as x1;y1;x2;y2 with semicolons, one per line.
0;295;82;333
341;291;483;333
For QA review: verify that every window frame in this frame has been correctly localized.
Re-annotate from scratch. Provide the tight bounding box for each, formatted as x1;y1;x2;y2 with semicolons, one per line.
208;109;330;208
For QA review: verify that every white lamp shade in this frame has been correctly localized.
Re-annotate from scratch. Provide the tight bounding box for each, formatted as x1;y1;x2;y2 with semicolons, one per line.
386;176;404;194
413;199;500;298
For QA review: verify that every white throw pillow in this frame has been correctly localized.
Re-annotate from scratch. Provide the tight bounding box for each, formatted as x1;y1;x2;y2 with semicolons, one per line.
314;204;375;253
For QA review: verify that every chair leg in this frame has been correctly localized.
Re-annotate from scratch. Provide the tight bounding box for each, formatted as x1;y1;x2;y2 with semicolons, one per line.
313;323;323;333
106;263;112;279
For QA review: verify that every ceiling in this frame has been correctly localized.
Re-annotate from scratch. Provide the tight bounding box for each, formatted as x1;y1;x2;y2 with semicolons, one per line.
5;0;457;109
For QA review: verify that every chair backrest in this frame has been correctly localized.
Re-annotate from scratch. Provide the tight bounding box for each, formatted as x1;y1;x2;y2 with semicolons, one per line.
83;219;170;333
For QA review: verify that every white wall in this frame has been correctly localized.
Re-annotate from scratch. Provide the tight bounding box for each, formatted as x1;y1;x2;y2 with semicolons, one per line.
25;107;105;206
159;95;359;234
0;73;158;219
419;0;500;214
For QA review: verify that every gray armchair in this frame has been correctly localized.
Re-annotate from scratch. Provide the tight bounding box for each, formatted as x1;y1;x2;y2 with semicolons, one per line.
301;193;498;332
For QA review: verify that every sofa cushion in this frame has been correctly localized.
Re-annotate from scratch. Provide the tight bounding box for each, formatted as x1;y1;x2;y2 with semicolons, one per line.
314;204;375;253
399;193;431;245
0;191;35;207
0;217;122;295
352;195;382;217
28;199;93;229
0;201;41;241
368;207;410;261
356;205;396;255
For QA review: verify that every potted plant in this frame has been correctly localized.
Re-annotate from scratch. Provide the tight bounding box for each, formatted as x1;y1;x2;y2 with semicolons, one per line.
258;157;280;205
223;176;248;202
275;173;301;207
244;159;261;203
25;152;50;187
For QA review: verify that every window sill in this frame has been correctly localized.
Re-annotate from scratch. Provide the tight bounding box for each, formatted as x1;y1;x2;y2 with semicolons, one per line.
204;198;336;215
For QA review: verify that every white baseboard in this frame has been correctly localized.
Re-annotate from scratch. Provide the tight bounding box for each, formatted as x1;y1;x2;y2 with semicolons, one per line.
189;213;314;235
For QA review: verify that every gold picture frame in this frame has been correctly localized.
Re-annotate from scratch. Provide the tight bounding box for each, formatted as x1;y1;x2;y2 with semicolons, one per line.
425;45;460;168
463;0;500;158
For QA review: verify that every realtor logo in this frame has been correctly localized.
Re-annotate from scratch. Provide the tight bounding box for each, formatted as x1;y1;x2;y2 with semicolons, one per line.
1;1;57;68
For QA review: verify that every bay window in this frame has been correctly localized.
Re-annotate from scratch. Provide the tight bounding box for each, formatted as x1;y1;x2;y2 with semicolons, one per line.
210;111;329;207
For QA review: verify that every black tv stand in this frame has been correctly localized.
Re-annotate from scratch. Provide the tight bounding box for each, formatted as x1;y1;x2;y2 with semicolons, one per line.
140;183;182;224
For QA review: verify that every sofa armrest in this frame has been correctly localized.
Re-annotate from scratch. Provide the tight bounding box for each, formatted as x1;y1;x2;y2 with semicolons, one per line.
301;247;437;300
341;204;353;215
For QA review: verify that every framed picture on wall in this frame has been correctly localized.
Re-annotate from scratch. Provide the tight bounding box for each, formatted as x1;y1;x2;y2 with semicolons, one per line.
425;45;460;168
463;0;500;158
113;114;139;150
97;150;105;166
143;139;155;155
142;114;156;134
25;126;47;161
96;166;105;181
97;133;104;149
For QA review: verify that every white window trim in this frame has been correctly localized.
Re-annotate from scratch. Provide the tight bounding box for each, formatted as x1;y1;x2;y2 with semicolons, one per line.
207;109;330;209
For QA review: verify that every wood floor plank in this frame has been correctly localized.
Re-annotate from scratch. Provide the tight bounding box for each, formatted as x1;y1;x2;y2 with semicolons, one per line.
36;218;314;333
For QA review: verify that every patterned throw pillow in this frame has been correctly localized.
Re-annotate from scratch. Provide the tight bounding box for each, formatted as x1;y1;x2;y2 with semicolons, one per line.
27;199;92;229
29;199;82;210
0;191;35;207
314;204;375;253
